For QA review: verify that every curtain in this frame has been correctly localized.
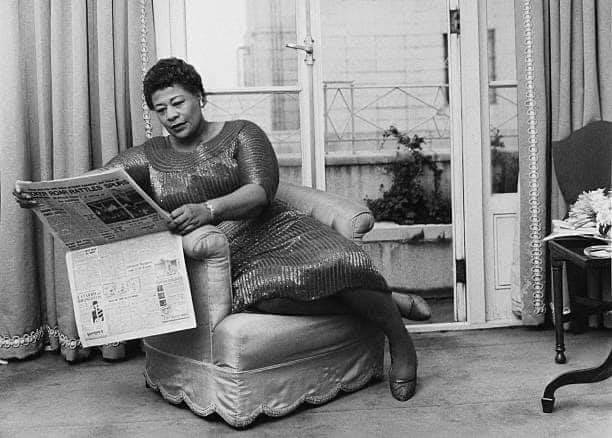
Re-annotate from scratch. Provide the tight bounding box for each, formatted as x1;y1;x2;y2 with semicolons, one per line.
0;0;159;361
513;0;549;325
549;0;612;216
514;0;612;324
549;0;612;328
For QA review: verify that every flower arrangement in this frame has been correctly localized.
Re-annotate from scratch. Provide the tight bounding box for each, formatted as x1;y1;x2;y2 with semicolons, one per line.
566;188;612;239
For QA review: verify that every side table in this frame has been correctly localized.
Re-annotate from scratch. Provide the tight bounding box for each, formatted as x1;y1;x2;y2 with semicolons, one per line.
541;237;612;413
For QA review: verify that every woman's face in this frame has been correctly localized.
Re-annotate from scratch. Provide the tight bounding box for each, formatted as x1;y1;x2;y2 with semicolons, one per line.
151;84;204;141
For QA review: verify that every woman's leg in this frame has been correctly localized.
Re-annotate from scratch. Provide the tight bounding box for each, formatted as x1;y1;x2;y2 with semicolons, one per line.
255;291;417;380
253;296;349;315
336;288;417;382
254;289;418;401
255;293;430;321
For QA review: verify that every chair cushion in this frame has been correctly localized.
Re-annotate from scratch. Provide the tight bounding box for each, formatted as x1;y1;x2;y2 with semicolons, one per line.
212;312;378;370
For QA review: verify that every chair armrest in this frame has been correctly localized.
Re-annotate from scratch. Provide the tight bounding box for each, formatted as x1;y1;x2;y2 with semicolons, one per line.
145;225;232;362
276;181;375;243
182;225;233;330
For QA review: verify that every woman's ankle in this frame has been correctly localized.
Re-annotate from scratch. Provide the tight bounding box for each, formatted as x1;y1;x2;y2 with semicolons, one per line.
389;340;417;378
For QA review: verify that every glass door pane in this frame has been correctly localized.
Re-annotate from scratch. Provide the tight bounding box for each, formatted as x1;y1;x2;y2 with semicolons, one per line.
482;0;521;322
185;0;303;182
318;0;457;323
487;0;518;194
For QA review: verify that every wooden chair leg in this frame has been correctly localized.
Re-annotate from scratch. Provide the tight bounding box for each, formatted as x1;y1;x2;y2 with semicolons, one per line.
586;269;602;328
541;348;612;413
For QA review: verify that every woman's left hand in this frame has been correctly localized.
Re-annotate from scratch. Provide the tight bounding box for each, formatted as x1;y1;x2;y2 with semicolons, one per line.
12;188;38;209
167;203;212;235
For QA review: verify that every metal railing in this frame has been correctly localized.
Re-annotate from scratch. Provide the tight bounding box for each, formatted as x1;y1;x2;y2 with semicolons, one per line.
201;81;518;155
323;82;451;153
323;81;519;153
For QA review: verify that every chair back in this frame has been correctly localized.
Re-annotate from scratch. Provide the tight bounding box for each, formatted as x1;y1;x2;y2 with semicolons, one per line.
552;120;612;205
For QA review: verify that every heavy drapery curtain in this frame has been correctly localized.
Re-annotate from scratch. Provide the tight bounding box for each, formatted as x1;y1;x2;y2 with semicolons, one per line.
514;0;611;325
0;0;159;361
549;0;612;216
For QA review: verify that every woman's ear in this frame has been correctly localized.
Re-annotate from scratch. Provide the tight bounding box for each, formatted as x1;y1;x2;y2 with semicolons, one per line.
199;94;207;109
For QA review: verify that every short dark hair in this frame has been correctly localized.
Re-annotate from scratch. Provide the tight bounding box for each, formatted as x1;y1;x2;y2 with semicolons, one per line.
143;57;205;109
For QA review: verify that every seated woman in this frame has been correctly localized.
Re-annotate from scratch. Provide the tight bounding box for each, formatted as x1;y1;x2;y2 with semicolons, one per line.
14;57;430;402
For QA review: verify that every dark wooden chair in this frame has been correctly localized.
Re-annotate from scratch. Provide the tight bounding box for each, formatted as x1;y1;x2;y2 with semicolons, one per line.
541;120;612;413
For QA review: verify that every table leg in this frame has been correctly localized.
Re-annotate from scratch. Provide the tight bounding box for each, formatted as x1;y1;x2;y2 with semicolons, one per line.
586;269;602;328
552;258;566;364
542;348;612;413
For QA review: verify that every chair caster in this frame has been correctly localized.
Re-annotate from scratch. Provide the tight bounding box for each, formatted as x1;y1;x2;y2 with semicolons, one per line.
541;396;555;413
555;351;566;364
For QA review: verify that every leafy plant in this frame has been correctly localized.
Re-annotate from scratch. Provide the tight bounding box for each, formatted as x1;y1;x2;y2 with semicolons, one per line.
490;127;505;148
490;127;519;193
365;126;451;225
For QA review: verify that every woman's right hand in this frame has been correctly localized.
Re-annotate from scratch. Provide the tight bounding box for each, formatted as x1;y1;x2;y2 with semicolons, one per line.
12;188;38;209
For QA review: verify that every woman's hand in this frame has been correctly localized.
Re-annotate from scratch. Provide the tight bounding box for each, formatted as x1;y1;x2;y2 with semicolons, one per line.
12;188;38;209
167;203;213;235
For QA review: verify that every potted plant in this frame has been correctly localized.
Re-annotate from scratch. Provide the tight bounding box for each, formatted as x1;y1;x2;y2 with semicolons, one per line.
365;125;451;226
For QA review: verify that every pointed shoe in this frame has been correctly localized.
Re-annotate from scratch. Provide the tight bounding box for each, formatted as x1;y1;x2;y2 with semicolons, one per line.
389;375;417;401
392;292;432;321
389;364;417;401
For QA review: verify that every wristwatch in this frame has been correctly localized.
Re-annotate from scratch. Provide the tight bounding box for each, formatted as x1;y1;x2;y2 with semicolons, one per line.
204;201;216;222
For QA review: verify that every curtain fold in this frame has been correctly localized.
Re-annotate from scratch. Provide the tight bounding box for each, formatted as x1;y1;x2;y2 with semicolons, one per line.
550;0;611;218
513;0;550;325
0;0;159;361
514;0;612;324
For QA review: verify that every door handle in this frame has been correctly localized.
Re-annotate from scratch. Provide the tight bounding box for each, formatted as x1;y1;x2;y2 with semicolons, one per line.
286;37;314;64
285;42;313;54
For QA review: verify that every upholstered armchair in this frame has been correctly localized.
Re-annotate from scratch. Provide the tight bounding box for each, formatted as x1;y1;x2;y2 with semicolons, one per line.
143;182;385;427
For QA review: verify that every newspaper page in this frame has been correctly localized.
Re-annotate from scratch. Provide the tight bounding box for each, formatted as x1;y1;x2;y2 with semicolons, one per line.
66;231;196;347
542;219;609;242
16;168;170;250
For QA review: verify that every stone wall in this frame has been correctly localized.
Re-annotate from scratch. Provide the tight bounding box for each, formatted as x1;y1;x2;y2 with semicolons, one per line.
278;151;452;206
363;223;453;293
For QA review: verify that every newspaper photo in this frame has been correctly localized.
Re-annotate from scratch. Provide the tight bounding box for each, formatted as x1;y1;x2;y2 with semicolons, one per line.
16;168;171;250
66;232;196;347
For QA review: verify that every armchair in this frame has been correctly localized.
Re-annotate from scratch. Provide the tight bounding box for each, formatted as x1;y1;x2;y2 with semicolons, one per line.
143;182;385;427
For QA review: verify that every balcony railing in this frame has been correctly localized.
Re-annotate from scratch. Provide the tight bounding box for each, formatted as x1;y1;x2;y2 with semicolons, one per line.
203;81;518;158
323;81;451;154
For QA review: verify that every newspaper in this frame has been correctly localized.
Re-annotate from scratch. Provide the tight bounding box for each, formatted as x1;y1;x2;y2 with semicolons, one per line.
16;168;171;250
16;169;196;347
66;232;195;347
542;219;609;242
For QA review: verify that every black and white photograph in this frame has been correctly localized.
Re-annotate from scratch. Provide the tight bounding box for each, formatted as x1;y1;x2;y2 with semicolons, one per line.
87;198;133;224
1;0;611;436
113;188;158;219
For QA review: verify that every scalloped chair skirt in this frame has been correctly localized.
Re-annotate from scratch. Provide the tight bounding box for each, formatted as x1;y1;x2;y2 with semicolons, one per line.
143;314;384;428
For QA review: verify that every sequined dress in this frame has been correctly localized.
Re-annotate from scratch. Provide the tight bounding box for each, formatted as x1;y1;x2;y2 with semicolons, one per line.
106;120;389;312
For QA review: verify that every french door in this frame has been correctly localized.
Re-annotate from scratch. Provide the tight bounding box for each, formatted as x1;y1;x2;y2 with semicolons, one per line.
152;0;521;329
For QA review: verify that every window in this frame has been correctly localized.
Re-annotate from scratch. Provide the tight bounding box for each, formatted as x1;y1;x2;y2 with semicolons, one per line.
487;29;497;104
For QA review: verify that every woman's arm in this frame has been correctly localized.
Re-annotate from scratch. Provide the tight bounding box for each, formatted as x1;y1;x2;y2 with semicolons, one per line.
202;183;268;221
168;121;278;235
167;183;267;234
12;188;37;208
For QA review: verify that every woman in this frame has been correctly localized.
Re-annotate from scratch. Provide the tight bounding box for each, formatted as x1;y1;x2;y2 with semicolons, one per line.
15;57;430;401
